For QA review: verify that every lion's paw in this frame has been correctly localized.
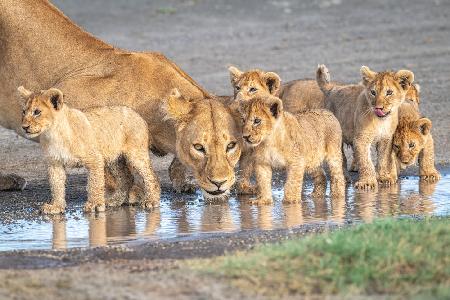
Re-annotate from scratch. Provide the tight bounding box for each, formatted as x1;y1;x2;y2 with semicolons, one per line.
84;200;106;213
250;196;273;206
41;202;66;214
237;182;258;195
420;170;441;183
354;177;378;191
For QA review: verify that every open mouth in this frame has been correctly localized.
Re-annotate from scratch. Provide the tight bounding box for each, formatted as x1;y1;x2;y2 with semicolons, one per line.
374;108;391;118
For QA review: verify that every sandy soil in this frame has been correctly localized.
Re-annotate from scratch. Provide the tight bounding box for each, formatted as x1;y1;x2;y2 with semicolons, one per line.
0;0;449;298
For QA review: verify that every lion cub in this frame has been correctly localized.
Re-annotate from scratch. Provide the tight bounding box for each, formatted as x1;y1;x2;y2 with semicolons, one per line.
18;86;160;214
316;64;414;190
239;94;345;204
392;84;440;182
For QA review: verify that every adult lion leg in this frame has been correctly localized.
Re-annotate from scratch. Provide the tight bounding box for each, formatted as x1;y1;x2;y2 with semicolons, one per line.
84;156;106;213
125;150;161;209
169;157;196;193
105;156;133;207
0;173;27;191
377;137;397;187
354;136;378;191
41;162;67;214
419;135;441;182
283;161;305;204
236;149;257;195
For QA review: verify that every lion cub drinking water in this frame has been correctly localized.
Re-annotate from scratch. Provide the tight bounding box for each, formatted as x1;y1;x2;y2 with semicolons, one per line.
239;94;345;204
18;86;160;214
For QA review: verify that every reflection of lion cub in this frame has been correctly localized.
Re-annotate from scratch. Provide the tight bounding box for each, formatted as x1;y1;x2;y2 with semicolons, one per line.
316;65;414;190
393;84;440;182
18;86;160;214
239;94;345;204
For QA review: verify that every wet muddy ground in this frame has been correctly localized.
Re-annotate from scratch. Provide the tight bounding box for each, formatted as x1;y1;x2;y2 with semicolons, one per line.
0;0;449;298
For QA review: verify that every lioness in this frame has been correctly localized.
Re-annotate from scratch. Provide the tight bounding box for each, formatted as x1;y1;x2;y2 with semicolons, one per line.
163;89;242;200
1;0;236;198
18;86;160;213
239;94;345;204
392;84;440;182
316;64;415;190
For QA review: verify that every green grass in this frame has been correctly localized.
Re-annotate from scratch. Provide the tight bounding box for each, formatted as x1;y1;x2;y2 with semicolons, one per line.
190;218;450;297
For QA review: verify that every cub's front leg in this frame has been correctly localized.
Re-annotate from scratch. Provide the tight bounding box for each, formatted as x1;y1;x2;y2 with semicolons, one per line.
253;162;273;205
236;148;258;195
41;162;67;214
283;161;305;203
84;156;106;213
419;135;441;182
354;136;378;190
377;138;398;187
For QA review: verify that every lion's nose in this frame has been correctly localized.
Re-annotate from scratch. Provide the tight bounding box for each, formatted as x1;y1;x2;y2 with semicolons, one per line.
243;135;251;143
208;178;227;189
22;125;30;132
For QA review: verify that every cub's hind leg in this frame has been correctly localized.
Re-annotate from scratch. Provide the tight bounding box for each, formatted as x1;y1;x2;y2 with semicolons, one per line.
125;150;161;209
310;167;326;198
326;150;346;198
84;155;106;213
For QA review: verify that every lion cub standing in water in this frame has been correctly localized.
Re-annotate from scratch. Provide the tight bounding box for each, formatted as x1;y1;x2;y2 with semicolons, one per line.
239;94;345;204
392;84;440;181
18;86;160;214
316;64;415;190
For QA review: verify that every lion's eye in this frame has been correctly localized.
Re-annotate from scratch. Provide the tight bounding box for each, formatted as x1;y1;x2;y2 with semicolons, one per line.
249;87;257;93
227;141;237;152
33;109;41;117
393;144;399;150
409;142;415;149
193;144;206;153
253;118;261;126
235;86;241;91
386;89;393;96
370;90;376;96
22;109;26;116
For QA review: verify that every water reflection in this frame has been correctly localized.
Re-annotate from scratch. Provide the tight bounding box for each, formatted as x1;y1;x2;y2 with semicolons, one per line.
0;174;448;251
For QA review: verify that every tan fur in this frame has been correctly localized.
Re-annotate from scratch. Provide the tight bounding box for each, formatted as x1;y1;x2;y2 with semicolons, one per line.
18;87;160;214
0;0;216;194
393;85;440;182
316;64;414;190
239;94;345;204
163;89;242;201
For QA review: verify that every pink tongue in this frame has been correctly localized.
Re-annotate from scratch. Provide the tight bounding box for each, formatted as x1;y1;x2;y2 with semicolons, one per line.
374;108;386;117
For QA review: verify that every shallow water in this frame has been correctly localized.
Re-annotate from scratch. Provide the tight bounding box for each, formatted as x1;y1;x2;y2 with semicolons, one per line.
0;173;449;251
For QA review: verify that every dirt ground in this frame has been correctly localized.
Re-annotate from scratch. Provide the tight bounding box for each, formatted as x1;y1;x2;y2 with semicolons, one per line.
0;0;449;298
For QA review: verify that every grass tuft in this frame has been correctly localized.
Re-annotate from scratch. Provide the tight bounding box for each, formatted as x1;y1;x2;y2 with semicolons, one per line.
189;218;450;297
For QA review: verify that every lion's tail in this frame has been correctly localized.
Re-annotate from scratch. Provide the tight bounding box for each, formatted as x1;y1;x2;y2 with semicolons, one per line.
316;64;334;95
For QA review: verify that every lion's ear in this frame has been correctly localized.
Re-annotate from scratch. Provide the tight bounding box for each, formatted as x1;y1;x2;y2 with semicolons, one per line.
228;66;243;85
17;86;33;100
395;69;414;91
43;88;64;111
360;66;377;86
267;97;283;119
164;88;194;122
263;72;281;95
415;118;432;135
